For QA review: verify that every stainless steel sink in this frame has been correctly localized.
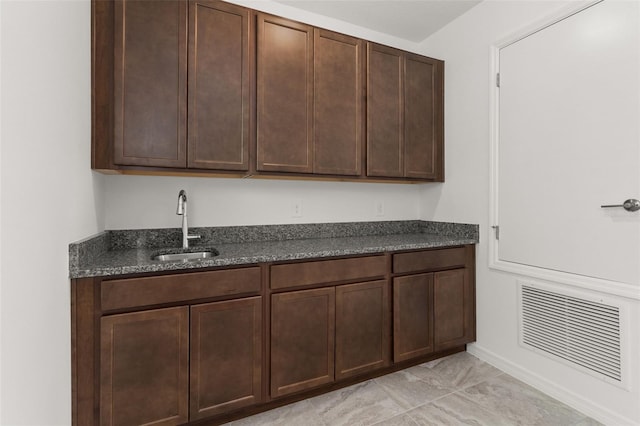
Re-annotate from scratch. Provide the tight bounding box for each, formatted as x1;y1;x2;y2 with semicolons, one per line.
152;250;218;262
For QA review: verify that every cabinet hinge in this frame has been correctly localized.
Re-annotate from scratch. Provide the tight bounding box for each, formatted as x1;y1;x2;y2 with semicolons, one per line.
496;73;501;88
492;225;500;240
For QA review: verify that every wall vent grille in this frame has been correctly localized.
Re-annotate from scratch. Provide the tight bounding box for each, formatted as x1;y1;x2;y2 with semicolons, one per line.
520;284;622;382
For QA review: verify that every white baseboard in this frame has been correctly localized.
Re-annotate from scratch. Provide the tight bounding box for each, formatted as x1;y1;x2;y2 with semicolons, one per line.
467;344;637;426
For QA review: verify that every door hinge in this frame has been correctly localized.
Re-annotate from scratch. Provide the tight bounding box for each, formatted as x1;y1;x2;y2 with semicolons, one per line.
492;225;500;240
496;73;501;88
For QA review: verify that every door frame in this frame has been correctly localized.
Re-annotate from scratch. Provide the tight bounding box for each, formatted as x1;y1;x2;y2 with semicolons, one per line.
487;0;640;301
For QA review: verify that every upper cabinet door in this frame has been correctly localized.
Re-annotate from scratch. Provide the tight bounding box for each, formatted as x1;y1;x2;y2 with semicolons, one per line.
367;45;444;180
257;14;313;173
313;29;364;176
367;43;403;178
113;0;187;168
188;0;251;171
404;53;443;180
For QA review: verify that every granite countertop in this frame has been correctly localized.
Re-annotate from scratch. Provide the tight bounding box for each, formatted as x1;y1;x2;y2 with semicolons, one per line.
69;220;479;279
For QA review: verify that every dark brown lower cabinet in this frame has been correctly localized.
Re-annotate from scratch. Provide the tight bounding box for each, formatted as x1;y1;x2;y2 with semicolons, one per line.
100;307;189;426
99;298;263;425
190;297;262;420
76;246;475;425
335;280;390;379
271;287;335;397
393;265;475;362
393;273;434;362
433;269;475;351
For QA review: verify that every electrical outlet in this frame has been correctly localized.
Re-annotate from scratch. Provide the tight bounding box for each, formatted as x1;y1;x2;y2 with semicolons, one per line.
292;199;303;217
375;201;384;217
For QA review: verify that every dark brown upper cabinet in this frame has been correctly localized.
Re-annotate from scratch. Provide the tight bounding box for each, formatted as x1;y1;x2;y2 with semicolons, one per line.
367;43;403;178
113;0;188;168
256;14;314;173
92;0;443;181
256;16;364;176
95;0;250;172
188;0;251;171
313;29;364;176
367;43;444;180
404;53;443;179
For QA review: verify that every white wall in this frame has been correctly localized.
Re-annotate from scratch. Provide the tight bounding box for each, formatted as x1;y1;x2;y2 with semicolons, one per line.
230;0;422;52
105;176;422;229
0;1;103;425
103;0;425;230
418;1;640;424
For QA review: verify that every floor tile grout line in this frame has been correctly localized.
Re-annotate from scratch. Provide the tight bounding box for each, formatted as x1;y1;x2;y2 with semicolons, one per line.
369;372;470;425
372;373;450;416
384;371;517;425
368;404;420;426
307;379;405;426
241;353;593;426
363;354;512;423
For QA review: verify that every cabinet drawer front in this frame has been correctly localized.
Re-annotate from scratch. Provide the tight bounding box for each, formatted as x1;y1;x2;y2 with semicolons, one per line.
270;256;387;290
101;267;261;311
393;247;465;274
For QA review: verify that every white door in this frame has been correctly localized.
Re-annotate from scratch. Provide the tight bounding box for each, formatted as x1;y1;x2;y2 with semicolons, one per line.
498;0;640;286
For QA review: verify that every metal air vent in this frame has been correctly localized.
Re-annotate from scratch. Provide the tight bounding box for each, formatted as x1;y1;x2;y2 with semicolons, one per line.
519;283;624;384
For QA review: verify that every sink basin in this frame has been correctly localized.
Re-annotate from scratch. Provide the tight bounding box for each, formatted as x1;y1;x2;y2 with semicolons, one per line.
152;250;218;262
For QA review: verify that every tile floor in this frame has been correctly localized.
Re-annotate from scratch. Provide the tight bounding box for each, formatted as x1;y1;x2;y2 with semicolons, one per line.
228;352;601;426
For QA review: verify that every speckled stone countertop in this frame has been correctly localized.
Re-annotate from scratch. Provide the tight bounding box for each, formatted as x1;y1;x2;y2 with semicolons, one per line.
69;220;479;279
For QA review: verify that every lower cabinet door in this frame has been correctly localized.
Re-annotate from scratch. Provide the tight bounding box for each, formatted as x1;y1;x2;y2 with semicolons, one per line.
335;280;390;380
100;307;189;426
433;269;474;351
393;273;434;362
271;287;335;397
190;297;262;420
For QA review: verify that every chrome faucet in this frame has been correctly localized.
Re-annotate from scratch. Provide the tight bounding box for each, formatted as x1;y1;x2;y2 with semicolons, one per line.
176;190;201;249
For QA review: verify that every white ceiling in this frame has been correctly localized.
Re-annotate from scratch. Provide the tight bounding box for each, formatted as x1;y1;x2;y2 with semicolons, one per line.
275;0;482;42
